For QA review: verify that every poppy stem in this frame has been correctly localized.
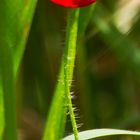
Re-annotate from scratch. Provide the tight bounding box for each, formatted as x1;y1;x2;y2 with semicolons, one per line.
42;8;79;140
64;8;80;140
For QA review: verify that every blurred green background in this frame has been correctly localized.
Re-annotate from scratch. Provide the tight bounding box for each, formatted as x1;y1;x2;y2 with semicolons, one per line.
17;0;140;139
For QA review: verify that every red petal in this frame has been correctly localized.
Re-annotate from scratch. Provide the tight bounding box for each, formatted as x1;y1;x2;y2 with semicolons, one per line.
51;0;96;8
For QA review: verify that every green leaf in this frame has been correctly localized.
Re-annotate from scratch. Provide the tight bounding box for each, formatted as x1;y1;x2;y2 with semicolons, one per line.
0;83;4;137
13;0;37;76
0;39;17;140
63;129;140;140
0;0;37;139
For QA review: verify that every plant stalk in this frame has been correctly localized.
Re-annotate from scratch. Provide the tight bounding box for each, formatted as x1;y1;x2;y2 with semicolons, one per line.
64;9;80;140
43;8;79;140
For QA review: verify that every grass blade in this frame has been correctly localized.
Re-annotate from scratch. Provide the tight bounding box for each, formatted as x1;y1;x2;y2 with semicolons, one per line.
0;82;4;137
13;0;37;76
0;45;17;140
0;0;37;139
63;129;140;140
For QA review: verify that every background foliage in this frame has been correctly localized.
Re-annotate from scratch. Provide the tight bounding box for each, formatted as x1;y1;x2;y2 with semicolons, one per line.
1;0;140;139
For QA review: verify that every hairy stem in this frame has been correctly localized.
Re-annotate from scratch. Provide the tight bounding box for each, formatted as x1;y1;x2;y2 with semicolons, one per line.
64;9;80;140
42;8;79;140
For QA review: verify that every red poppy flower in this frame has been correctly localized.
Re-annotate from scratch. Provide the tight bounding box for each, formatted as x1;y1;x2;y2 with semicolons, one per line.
51;0;96;8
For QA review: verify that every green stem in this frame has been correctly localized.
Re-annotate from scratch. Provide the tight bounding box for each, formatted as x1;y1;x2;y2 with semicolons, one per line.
42;8;79;140
64;9;79;140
